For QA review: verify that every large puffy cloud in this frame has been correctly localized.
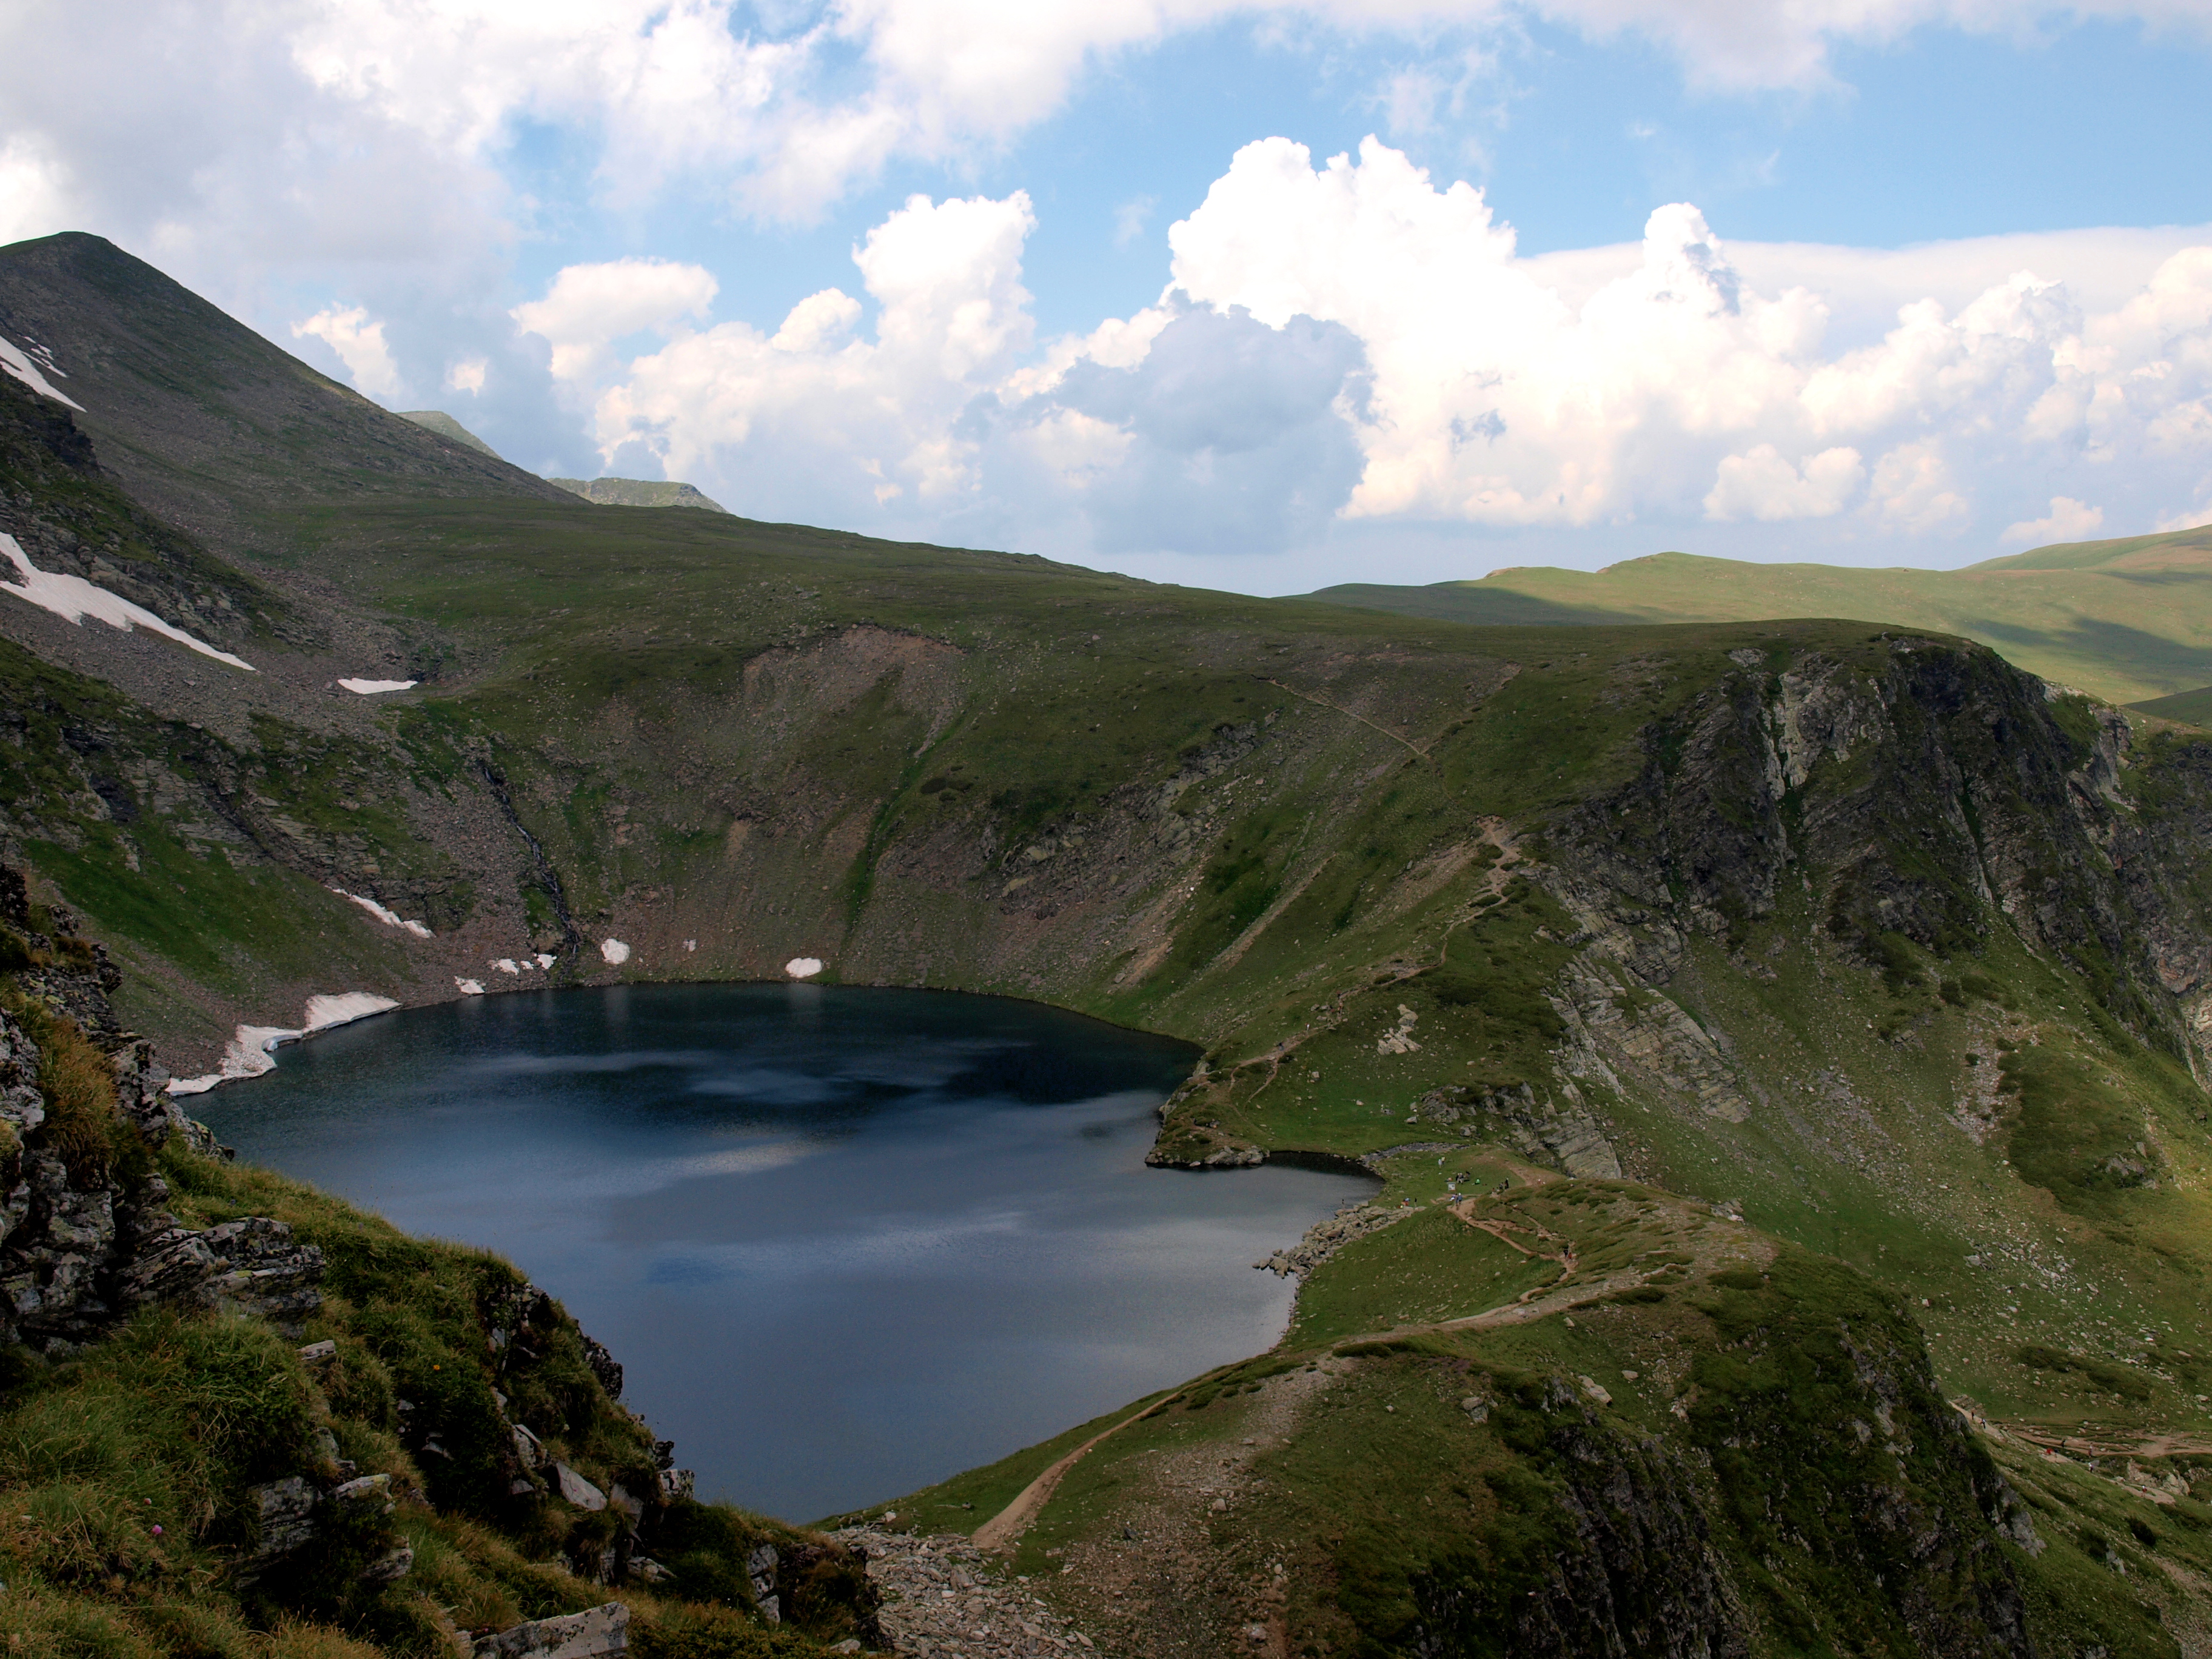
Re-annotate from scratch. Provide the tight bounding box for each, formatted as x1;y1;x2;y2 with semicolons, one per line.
1704;445;1865;522
2003;495;2105;545
1021;302;1371;554
549;193;1373;553
292;306;405;400
511;258;720;382
8;1;2212;253
551;136;2212;564
1149;137;2212;545
574;192;1042;517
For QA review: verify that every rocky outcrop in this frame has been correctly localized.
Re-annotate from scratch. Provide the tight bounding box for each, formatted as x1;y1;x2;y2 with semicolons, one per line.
1410;1079;1623;1178
1256;1199;1413;1278
471;1601;629;1659
115;1213;324;1322
0;864;126;1044
581;1331;624;1399
0;871;315;1349
1450;1381;1751;1659
1546;643;2192;1050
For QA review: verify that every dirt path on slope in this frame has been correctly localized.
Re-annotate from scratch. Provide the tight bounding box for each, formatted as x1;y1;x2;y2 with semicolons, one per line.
973;1397;1187;1552
1041;1362;1344;1659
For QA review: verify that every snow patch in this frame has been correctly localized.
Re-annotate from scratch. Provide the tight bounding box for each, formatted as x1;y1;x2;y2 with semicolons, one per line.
785;957;823;979
330;887;434;938
303;993;400;1031
455;977;486;995
600;938;632;965
534;953;557;969
1;534;254;670
167;993;398;1095
683;939;697;951
492;959;520;974
339;678;418;694
0;333;82;410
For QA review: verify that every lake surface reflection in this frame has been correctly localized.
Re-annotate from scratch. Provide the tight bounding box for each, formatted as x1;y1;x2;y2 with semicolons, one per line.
199;983;1372;1521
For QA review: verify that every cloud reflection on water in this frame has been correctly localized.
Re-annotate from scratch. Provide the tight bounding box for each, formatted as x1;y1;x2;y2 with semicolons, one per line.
200;984;1372;1522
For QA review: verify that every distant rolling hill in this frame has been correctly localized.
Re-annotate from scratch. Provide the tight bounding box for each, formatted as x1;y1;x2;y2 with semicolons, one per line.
1305;528;2212;708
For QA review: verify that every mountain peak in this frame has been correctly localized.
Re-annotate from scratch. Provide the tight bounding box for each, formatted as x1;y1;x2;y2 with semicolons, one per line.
0;231;572;552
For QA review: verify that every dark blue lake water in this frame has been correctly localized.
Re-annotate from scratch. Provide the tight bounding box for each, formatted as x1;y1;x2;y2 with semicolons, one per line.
198;983;1372;1521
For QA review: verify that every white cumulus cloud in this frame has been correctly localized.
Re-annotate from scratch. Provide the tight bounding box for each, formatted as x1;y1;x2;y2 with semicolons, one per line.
1704;445;1865;521
2002;495;2106;545
575;191;1037;511
292;304;404;400
10;0;2212;255
511;257;720;383
549;135;2212;567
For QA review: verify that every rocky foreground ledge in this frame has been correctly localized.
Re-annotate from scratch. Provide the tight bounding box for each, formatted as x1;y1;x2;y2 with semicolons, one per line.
834;1526;1097;1658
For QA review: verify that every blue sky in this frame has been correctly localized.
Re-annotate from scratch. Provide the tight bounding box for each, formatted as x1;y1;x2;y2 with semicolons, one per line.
5;1;2212;592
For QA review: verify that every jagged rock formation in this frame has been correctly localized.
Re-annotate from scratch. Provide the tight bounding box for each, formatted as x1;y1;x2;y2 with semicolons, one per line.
1547;642;2191;1037
0;871;306;1348
1410;1078;1623;1176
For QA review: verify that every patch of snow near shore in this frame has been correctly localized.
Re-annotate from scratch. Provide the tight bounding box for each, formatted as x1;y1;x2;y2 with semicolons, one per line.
455;977;485;994
493;959;520;973
785;956;823;979
534;953;556;969
304;993;398;1030
2;534;255;671
339;678;417;694
330;887;434;937
601;939;631;964
167;993;399;1095
0;333;82;410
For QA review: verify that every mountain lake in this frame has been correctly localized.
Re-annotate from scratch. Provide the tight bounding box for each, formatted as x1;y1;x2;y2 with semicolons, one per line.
197;982;1375;1522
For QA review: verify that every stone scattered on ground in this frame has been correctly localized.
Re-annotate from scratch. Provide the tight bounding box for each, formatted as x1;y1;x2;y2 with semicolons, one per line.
1255;1199;1413;1278
834;1526;1098;1657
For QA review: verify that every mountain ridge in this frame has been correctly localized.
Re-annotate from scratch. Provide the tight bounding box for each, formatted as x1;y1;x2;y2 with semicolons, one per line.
0;233;571;557
549;477;730;513
1305;531;2212;705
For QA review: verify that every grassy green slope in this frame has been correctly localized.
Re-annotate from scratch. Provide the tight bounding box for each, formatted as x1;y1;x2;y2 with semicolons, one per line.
216;499;2212;1445
23;493;2210;1452
2132;682;2212;725
890;1184;2205;1658
1307;528;2212;705
0;233;569;555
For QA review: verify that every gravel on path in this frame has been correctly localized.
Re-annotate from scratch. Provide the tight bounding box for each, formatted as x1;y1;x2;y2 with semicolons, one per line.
834;1526;1100;1659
